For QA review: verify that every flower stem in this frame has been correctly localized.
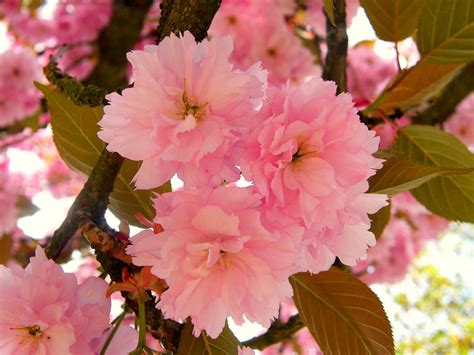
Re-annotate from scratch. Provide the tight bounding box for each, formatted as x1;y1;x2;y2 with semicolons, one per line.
100;311;126;355
131;299;148;354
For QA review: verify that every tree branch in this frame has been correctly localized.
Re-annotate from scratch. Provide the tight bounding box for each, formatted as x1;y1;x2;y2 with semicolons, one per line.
242;314;305;350
45;149;124;259
84;0;154;91
322;0;348;93
412;63;474;126
157;0;222;43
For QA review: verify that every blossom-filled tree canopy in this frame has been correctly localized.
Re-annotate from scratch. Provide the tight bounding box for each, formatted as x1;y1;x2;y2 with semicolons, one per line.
0;0;473;353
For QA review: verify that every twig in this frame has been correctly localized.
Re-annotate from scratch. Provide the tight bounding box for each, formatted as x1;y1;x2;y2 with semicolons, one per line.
322;0;348;93
242;315;305;350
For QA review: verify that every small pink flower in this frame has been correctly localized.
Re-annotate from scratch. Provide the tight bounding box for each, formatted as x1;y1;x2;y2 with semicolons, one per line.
98;31;267;189
127;186;298;338
0;247;111;354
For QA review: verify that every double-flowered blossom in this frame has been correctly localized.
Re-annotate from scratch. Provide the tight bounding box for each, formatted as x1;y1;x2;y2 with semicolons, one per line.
98;32;267;189
240;78;387;273
0;247;112;354
127;186;298;338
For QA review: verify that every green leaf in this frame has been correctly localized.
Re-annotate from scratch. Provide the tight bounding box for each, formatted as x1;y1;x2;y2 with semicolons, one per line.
391;125;474;222
369;203;391;239
365;61;462;115
35;82;105;176
109;160;171;225
177;322;240;355
368;155;474;195
16;195;39;218
361;0;427;41
417;0;474;63
323;0;335;25
290;269;394;355
35;83;170;226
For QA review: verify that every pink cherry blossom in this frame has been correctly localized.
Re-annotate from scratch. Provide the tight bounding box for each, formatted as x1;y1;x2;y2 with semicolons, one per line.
347;45;398;105
0;157;20;235
94;325;138;355
239;346;256;355
98;31;267;189
444;93;474;148
240;78;386;273
0;247;111;354
209;0;319;85
127;186;298;338
0;47;42;127
2;1;111;46
353;192;449;284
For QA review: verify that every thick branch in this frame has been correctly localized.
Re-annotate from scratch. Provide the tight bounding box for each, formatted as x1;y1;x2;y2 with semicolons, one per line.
45;150;124;259
412;63;474;125
84;0;153;91
242;315;305;350
157;0;222;43
322;0;348;93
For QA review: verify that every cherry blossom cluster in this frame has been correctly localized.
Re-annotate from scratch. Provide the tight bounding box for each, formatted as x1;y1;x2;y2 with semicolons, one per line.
209;0;319;84
0;47;42;127
0;1;111;46
0;247;137;354
98;32;386;338
353;192;449;284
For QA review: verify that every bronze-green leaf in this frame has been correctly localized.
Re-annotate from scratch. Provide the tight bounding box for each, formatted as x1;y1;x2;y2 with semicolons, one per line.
365;60;462;115
361;0;427;41
35;83;170;226
369;203;391;239
323;0;335;25
368;155;474;195
177;322;240;355
391;125;474;222
417;0;474;63
290;269;394;355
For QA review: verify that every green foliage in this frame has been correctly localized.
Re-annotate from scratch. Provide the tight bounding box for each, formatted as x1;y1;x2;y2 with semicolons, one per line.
365;0;474;116
177;322;240;355
366;60;462;115
16;195;39;218
391;243;474;354
417;0;474;63
290;269;394;355
369;203;391;239
391;125;474;222
36;83;170;226
368;155;474;195
361;0;427;41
